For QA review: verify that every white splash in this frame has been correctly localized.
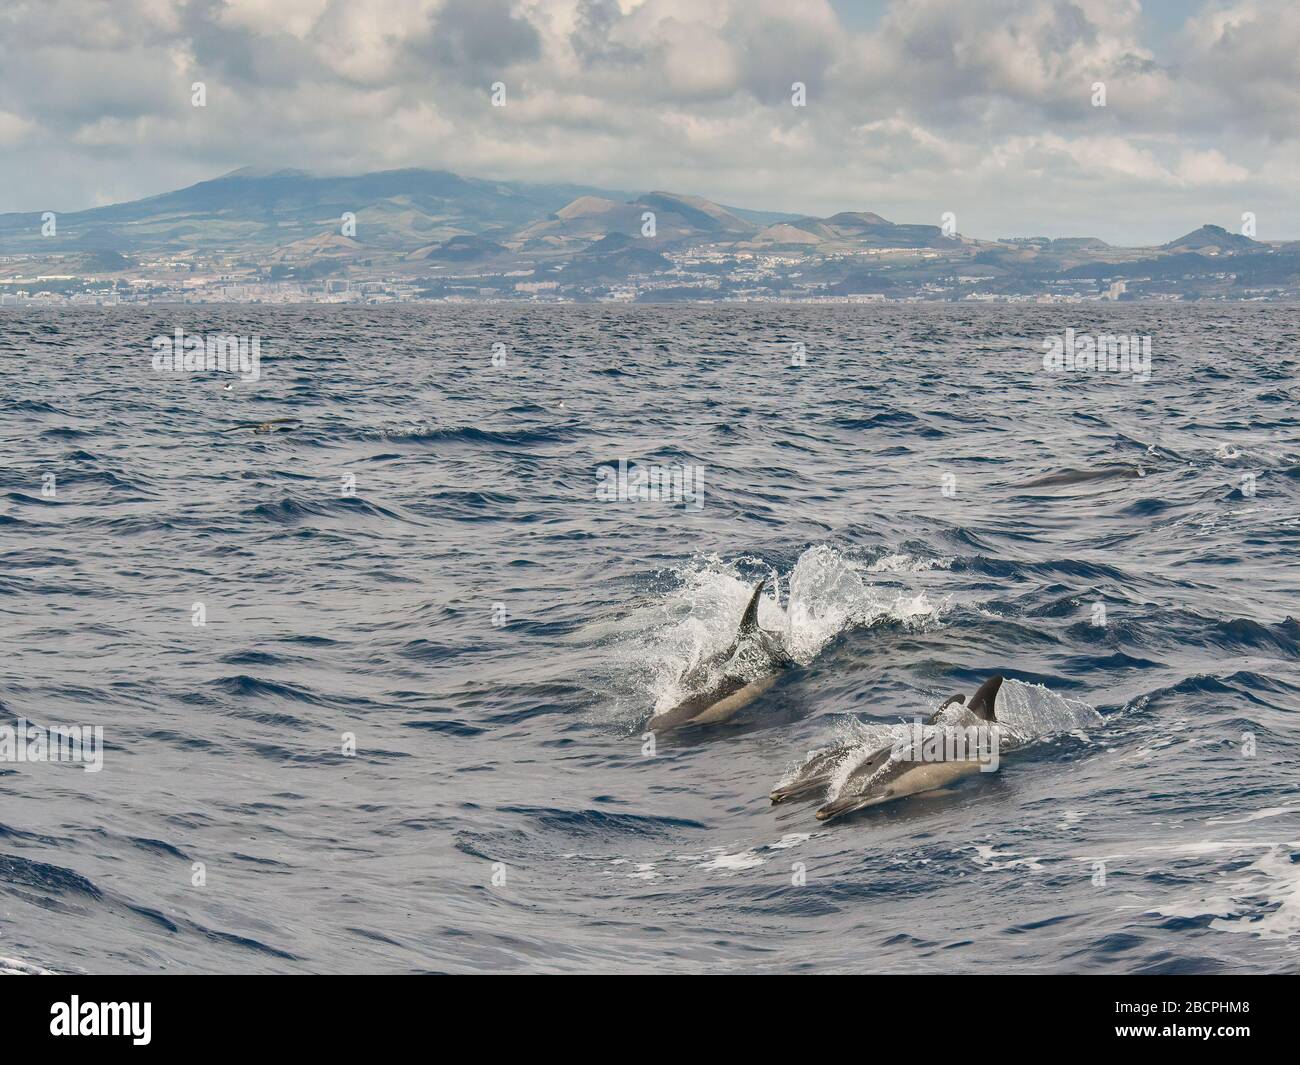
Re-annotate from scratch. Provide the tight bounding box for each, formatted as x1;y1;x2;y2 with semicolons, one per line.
599;544;947;723
866;552;953;574
992;679;1103;745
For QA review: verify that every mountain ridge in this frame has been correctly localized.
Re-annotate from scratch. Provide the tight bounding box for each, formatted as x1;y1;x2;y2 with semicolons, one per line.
2;166;1295;302
1;164;1260;255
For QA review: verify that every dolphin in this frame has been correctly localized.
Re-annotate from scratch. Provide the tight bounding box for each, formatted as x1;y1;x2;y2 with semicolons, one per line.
770;693;967;804
222;417;302;435
1017;464;1145;488
808;675;1005;822
646;580;795;732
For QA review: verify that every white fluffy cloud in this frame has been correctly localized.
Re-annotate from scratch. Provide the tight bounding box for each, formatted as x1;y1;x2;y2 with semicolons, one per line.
0;0;1297;243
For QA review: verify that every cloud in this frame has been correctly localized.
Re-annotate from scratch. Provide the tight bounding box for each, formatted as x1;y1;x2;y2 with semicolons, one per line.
1174;148;1249;186
0;109;35;145
1177;1;1300;135
408;0;542;81
0;0;1295;242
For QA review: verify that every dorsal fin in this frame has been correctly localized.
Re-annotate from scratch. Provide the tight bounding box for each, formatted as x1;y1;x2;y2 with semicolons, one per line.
966;675;1004;721
739;580;766;635
925;693;965;724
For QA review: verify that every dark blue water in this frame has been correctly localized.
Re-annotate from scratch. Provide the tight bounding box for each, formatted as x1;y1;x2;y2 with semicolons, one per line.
2;303;1298;974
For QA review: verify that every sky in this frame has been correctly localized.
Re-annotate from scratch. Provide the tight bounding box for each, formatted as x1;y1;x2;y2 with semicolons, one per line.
1;0;1297;244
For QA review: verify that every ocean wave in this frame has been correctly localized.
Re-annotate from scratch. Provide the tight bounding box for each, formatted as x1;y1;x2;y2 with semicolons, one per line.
7;303;1300;972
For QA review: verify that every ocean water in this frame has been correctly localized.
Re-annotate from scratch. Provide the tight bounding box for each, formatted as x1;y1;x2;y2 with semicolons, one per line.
2;302;1298;974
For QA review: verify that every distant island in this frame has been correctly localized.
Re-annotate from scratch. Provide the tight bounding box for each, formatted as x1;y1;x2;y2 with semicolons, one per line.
1;167;1296;304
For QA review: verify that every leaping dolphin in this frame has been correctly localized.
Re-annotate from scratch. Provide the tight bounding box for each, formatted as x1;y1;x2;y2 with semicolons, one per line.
646;580;795;732
770;692;967;805
813;675;1005;822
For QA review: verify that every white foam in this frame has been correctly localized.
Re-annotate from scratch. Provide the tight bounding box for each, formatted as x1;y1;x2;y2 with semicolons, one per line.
1205;806;1296;826
1139;843;1300;944
971;844;1046;872
700;849;765;871
0;956;51;975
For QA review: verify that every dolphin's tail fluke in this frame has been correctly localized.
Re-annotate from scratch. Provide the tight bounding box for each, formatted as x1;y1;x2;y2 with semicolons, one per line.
967;674;1004;721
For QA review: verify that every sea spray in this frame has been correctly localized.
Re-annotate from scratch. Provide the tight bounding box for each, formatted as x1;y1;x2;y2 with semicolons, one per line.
589;545;948;730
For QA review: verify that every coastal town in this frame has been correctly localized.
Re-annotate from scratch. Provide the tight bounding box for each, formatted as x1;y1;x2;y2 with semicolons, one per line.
0;246;1270;306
